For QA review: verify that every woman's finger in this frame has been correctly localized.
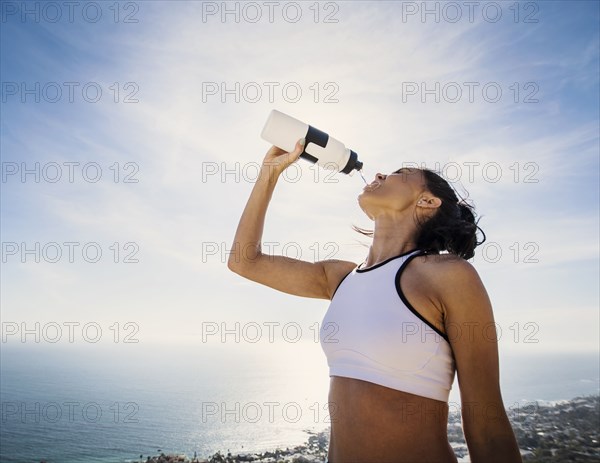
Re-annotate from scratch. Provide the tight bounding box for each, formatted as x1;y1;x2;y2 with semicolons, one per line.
289;138;306;162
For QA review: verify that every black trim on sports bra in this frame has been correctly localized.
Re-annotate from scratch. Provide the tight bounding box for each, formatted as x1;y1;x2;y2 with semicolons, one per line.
395;251;451;344
356;248;419;273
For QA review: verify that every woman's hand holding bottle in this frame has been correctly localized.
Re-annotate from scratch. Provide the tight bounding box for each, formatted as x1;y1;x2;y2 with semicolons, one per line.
260;138;305;181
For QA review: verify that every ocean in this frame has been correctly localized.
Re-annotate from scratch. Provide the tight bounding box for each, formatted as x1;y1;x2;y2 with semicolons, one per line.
1;342;598;463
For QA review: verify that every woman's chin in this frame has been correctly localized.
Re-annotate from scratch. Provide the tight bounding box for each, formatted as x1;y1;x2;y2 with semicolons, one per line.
357;193;374;213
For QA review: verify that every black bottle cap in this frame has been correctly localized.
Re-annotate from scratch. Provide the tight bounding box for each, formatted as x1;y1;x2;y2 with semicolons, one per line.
341;150;362;174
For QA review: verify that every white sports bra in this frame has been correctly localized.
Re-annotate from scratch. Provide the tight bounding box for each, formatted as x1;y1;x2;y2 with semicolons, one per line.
319;248;456;402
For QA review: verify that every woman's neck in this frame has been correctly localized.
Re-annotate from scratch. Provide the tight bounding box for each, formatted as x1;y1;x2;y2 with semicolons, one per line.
363;217;418;268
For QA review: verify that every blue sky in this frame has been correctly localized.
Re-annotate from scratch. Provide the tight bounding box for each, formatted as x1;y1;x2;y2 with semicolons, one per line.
1;1;598;357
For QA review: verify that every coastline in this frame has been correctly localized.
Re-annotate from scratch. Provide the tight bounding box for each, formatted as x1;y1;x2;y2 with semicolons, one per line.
134;394;599;463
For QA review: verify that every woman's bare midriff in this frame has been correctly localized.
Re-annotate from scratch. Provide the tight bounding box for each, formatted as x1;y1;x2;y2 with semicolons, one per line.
327;376;458;463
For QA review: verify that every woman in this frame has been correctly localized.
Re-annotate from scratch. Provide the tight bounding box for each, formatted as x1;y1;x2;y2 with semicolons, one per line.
228;139;523;463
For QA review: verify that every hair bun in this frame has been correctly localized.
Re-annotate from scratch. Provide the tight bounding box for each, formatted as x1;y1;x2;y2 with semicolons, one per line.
458;202;475;222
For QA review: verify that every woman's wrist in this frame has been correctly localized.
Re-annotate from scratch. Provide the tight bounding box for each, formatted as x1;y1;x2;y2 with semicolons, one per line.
258;162;282;185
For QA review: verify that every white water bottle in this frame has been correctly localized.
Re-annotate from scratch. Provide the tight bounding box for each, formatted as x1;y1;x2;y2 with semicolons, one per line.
260;109;363;175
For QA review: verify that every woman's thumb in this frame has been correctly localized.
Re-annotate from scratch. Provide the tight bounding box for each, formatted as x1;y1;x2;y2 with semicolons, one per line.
293;138;306;157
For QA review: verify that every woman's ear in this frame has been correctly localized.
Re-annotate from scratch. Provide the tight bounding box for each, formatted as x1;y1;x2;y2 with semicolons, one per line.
417;196;442;209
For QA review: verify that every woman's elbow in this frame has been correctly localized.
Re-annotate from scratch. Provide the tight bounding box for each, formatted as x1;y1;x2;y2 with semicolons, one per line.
227;256;244;274
227;253;260;275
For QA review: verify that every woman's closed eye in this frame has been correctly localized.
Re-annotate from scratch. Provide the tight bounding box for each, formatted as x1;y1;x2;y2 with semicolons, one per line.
392;167;413;175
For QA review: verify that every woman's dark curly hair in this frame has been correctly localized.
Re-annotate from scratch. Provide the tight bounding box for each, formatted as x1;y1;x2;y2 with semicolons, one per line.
352;168;486;260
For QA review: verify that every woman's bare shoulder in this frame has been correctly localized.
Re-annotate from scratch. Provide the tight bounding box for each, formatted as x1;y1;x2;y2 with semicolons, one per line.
322;258;359;278
412;252;481;284
412;253;488;319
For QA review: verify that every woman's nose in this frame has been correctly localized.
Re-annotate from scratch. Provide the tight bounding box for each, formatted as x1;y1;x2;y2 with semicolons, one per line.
376;173;386;181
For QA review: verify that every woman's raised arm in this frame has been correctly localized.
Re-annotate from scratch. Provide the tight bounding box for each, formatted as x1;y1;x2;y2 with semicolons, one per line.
227;139;357;300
